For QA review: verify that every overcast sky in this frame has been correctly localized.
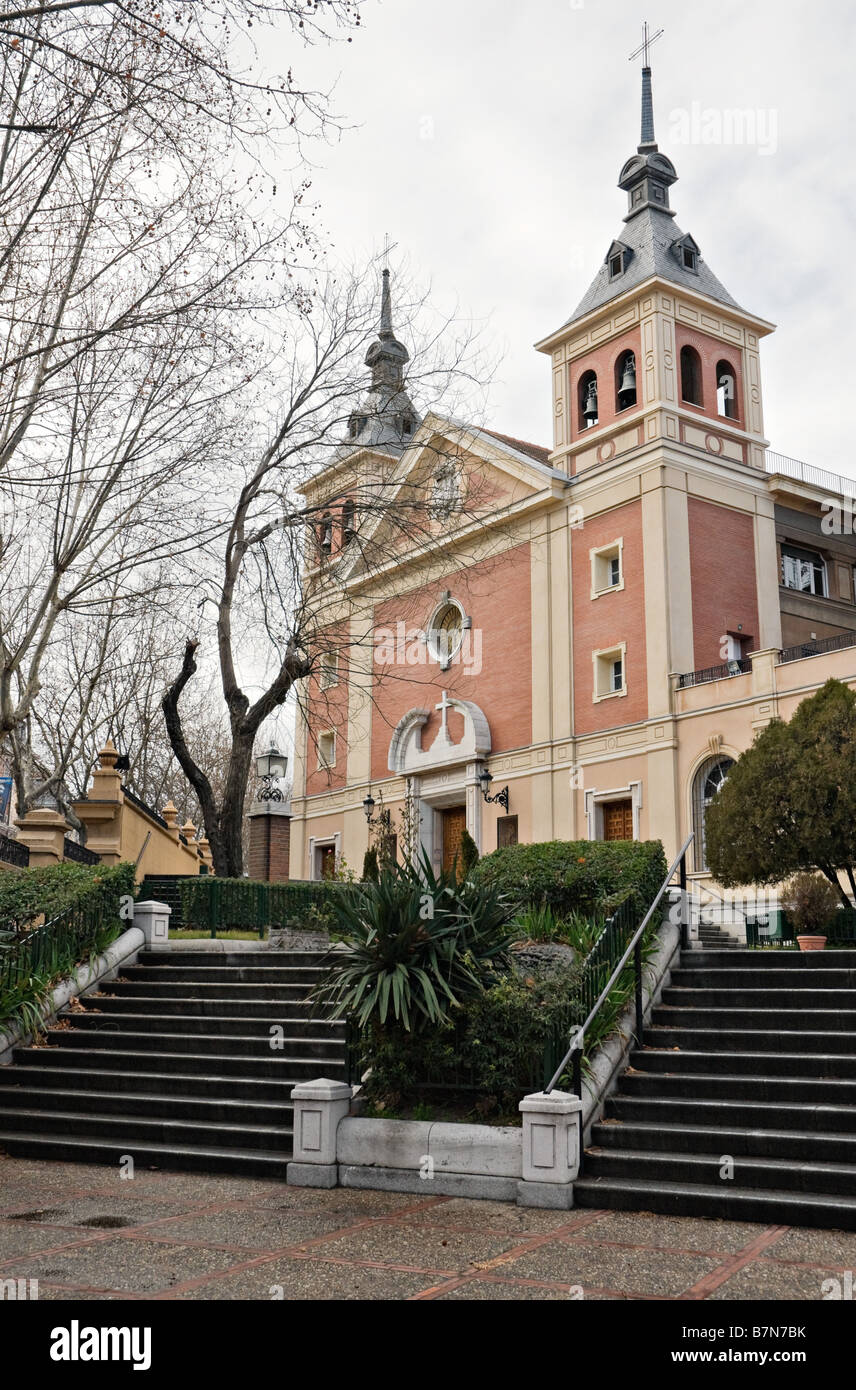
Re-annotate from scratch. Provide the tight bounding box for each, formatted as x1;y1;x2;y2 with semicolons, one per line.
263;0;856;482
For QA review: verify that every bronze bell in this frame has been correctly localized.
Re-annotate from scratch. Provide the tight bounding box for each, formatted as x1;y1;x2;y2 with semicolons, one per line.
583;380;598;422
618;355;637;400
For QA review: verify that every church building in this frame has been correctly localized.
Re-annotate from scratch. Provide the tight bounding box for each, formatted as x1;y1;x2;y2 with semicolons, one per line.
288;58;856;894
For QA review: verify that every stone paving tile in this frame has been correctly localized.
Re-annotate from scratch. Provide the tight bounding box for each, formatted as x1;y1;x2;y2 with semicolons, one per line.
506;1240;720;1297
765;1227;856;1268
172;1258;432;1301
399;1197;580;1234
708;1262;831;1301
433;1277;583;1301
574;1211;769;1255
1;1237;245;1295
246;1187;426;1217
146;1207;353;1251
0;1219;101;1260
1;1195;199;1232
314;1222;524;1272
82;1171;287;1205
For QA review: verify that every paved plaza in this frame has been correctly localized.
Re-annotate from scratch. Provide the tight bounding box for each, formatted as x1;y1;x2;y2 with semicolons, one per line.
0;1156;852;1301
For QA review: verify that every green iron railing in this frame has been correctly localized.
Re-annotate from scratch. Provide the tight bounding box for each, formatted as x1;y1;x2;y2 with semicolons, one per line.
0;877;126;1018
179;875;348;937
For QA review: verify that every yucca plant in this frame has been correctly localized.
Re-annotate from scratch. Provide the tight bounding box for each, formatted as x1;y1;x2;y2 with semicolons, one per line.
312;850;515;1033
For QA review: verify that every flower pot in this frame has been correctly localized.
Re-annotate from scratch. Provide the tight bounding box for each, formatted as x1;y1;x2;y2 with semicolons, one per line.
796;934;827;952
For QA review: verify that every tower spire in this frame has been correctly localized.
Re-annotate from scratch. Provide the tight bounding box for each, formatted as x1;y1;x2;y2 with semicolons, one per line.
629;21;663;151
342;257;421;454
620;22;675;220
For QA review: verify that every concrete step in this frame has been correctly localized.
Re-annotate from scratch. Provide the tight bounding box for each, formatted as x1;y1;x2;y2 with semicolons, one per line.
590;1118;856;1165
0;1082;294;1128
0;1104;292;1153
652;1005;856;1030
619;1069;856;1105
605;1092;856;1133
648;1025;856;1052
63;1011;345;1046
124;964;329;985
573;1175;856;1230
0;1130;290;1178
13;1045;347;1079
583;1147;856;1199
662;986;856;1008
1;1063;302;1104
635;1047;856;1079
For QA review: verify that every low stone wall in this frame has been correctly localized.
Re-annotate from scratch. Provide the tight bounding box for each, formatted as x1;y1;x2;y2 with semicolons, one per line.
286;1079;581;1209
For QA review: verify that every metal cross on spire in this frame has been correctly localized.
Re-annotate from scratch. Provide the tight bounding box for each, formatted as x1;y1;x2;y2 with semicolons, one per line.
628;20;664;68
629;21;664;149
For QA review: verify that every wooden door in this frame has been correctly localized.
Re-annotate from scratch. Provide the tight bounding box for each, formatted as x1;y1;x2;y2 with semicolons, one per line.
602;800;633;842
441;807;467;874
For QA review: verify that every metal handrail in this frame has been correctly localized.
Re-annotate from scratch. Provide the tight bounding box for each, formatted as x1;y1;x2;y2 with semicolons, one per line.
544;832;694;1094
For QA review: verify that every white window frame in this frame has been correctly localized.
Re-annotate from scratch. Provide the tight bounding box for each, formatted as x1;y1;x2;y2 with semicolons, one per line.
317;730;336;770
781;545;827;598
592;642;627;702
320;655;339;689
426;596;470;670
590;539;625;599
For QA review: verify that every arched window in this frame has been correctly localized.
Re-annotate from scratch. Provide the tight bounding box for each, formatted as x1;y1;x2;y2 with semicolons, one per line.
579;369;598;430
680;346;703;406
692;755;734;872
341;499;356;544
716;360;738;420
615;349;637;411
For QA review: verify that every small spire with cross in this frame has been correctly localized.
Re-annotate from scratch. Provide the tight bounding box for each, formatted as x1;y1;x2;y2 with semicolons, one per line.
629;21;664;150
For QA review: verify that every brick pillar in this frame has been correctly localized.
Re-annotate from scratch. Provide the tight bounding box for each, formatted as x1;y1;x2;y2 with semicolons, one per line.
248;802;291;882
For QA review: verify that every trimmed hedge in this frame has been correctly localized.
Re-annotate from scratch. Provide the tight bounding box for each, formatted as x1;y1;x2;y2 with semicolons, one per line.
0;861;136;932
472;838;668;920
0;862;138;1026
180;876;346;934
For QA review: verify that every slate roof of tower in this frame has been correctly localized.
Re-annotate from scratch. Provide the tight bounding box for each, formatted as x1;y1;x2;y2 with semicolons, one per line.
567;206;741;325
565;56;742;327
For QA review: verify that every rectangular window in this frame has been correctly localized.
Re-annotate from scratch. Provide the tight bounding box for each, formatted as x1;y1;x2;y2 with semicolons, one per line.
320;656;339;689
317;731;336;770
781;545;826;597
593;643;627;701
590;540;624;598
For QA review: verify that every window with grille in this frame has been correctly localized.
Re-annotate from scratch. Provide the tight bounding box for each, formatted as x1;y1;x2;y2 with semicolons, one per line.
691;756;734;872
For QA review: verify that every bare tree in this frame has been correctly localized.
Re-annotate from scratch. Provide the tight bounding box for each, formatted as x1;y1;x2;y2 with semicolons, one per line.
0;0;359;814
163;262;500;876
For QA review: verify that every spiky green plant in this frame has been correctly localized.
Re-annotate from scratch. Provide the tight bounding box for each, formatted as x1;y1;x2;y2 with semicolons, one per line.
312;850;515;1032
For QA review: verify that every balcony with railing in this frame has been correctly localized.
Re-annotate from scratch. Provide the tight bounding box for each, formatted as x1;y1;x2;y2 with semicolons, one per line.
778;631;856;664
676;658;751;690
765;450;856;501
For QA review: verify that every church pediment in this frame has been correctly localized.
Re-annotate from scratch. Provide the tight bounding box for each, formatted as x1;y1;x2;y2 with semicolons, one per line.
388;692;491;774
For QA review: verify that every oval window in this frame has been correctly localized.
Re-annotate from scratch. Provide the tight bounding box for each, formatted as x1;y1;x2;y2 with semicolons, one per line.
427;600;465;667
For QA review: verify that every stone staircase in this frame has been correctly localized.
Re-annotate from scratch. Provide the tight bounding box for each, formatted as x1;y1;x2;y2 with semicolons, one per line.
0;948;345;1176
575;947;856;1229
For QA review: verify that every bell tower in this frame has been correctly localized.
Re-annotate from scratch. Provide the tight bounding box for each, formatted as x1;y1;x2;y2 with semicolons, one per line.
535;33;783;836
